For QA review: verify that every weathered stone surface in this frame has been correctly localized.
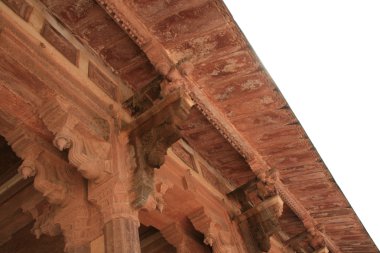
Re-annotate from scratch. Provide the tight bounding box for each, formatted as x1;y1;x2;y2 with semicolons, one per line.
0;0;378;252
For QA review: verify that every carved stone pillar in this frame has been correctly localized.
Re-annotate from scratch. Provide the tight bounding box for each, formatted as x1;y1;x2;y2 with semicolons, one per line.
104;218;141;253
130;118;181;209
85;135;141;253
37;97;142;253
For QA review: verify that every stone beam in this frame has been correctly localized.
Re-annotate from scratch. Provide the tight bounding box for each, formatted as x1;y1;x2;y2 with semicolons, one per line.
0;1;132;123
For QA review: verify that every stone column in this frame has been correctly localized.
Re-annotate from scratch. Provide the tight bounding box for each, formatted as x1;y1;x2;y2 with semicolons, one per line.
104;218;141;253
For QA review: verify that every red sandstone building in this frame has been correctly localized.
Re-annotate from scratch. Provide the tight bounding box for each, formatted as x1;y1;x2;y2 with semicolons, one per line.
0;1;378;253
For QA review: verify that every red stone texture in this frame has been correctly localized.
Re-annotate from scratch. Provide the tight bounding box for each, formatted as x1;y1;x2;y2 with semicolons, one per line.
0;223;65;253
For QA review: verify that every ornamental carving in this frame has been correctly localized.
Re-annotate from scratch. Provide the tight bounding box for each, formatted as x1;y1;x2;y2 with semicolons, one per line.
188;207;236;253
131;118;180;208
161;222;210;253
285;229;329;253
129;90;193;209
39;96;112;183
229;169;283;253
5;126;102;251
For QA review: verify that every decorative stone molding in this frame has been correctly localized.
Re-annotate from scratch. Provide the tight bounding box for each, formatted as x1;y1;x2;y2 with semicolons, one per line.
39;96;112;183
88;178;138;225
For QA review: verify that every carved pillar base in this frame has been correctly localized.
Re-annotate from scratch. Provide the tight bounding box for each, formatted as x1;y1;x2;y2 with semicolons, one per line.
104;218;141;253
66;244;91;253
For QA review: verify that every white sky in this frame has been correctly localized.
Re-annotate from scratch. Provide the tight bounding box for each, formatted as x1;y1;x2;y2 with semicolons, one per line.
224;0;380;248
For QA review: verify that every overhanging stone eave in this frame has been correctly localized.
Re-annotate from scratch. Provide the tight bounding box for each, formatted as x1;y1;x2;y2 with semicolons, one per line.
93;0;379;252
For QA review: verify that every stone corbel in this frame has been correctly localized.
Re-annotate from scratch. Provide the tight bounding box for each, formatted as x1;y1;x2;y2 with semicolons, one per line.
229;169;283;252
131;118;181;209
21;157;68;206
39;97;112;183
188;207;235;253
7;128;69;206
32;201;102;253
161;223;210;253
141;177;173;213
55;129;112;183
285;228;329;253
6;126;102;252
306;224;329;253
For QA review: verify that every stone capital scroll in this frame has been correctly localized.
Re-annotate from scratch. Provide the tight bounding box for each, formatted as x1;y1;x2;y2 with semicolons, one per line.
5;126;102;252
38;96;112;183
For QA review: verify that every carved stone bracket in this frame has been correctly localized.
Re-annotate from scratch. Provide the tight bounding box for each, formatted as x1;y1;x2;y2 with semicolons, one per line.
38;96;112;183
285;229;329;253
188;207;235;253
131;118;180;209
5;126;102;252
7;128;69;206
161;223;209;253
229;169;283;253
130;91;193;209
140;177;173;213
32;201;102;253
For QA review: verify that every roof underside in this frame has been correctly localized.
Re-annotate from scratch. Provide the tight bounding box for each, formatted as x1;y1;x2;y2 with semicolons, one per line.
0;0;378;252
